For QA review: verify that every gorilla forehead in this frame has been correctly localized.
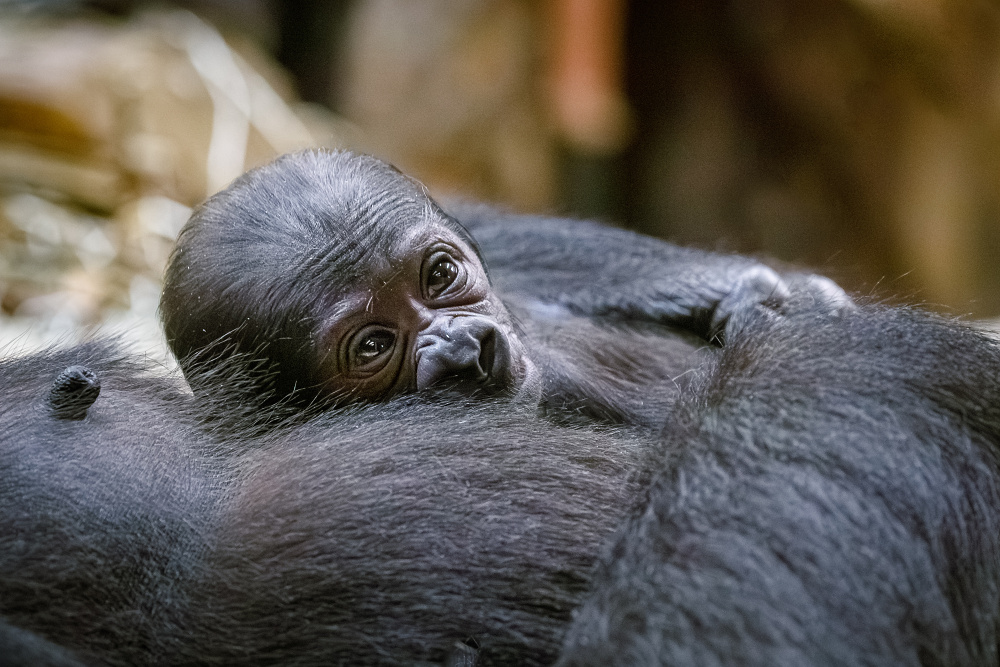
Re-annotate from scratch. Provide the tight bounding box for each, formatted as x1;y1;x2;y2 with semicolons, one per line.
231;150;485;286
212;150;440;281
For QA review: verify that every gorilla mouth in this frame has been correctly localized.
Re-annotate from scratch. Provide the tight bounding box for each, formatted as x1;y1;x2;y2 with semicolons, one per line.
414;322;516;395
478;329;496;379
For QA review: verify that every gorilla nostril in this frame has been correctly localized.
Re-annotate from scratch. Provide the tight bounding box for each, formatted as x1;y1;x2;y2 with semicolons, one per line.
414;318;504;392
478;329;496;379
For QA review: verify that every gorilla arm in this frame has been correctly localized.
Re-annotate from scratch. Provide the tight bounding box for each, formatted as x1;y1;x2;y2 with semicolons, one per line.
450;201;849;342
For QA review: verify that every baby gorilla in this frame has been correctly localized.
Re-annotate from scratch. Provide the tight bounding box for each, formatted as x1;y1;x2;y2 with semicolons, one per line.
160;150;798;411
161;150;535;405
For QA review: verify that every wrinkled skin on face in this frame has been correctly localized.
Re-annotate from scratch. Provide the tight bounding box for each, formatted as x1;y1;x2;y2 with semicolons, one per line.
312;220;534;402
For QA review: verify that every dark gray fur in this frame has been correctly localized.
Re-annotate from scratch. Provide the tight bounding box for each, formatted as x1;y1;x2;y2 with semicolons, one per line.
3;300;1000;665
0;341;221;665
560;304;1000;666
0;340;646;665
183;394;644;665
159;150;795;425
5;150;1000;664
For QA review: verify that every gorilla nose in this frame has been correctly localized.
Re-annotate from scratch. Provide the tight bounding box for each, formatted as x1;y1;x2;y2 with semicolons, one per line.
415;317;500;392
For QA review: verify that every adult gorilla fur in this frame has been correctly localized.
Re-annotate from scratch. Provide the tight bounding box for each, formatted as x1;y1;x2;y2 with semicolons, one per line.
561;303;1000;666
0;340;643;665
0;341;219;665
3;299;1000;665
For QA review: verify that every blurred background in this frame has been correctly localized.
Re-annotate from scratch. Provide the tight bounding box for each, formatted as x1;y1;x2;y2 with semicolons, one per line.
1;0;999;354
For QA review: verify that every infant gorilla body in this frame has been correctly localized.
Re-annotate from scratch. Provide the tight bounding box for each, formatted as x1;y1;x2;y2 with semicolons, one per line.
160;149;842;425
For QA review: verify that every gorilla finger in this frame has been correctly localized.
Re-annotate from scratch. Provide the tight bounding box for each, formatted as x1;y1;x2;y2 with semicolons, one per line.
784;273;856;316
708;266;790;343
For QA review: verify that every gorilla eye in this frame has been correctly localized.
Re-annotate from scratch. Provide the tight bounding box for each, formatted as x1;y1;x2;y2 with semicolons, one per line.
347;327;396;372
426;257;459;297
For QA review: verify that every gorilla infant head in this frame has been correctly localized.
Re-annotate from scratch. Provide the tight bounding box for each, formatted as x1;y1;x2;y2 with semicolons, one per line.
161;150;535;405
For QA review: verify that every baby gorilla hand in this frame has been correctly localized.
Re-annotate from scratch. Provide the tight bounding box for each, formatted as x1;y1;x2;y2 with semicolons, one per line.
706;265;790;343
717;271;856;343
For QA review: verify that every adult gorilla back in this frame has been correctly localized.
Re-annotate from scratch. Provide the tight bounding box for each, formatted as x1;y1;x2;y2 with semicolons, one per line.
560;302;1000;666
3;305;1000;665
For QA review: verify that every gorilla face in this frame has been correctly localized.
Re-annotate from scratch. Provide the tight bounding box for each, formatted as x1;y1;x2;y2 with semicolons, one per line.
311;217;533;401
160;149;535;405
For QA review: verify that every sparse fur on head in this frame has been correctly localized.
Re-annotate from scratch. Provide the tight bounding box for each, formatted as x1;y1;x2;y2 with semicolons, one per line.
161;150;488;404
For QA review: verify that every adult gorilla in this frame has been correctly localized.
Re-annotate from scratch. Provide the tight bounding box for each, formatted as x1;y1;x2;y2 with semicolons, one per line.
2;305;1000;665
0;340;646;665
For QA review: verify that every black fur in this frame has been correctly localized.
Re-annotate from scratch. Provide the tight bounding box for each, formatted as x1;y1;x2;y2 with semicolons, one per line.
158;150;805;425
5;151;1000;665
182;396;644;666
560;303;1000;666
0;341;220;665
4;302;1000;665
0;341;647;665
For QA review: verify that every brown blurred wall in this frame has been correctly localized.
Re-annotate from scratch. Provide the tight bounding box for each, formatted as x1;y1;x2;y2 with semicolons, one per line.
334;0;1000;317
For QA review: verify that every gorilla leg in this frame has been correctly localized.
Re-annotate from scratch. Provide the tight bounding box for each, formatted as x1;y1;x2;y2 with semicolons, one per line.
559;304;1000;666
